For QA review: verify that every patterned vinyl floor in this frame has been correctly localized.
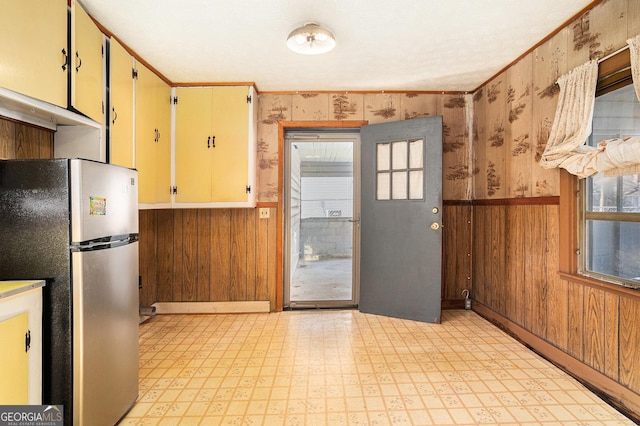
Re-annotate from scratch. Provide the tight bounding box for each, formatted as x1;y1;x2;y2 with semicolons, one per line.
119;309;634;425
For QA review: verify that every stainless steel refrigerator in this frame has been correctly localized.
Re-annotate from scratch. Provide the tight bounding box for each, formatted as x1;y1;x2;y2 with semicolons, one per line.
0;158;139;426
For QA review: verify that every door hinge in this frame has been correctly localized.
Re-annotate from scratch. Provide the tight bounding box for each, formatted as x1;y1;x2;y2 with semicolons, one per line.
246;185;251;194
173;96;179;105
246;95;252;104
171;186;178;195
25;330;31;353
101;45;104;57
132;68;138;79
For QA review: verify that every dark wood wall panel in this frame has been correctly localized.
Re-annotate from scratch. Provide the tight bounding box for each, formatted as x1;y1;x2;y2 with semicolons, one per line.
0;117;54;160
473;200;640;415
620;295;640;393
138;210;157;307
138;207;278;308
442;204;472;301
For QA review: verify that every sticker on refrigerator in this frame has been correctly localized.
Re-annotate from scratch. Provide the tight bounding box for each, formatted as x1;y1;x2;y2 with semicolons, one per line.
89;197;106;215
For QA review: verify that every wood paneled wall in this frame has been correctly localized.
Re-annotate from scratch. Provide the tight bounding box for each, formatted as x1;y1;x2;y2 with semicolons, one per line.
472;200;640;418
442;203;472;305
138;207;278;311
0;117;54;159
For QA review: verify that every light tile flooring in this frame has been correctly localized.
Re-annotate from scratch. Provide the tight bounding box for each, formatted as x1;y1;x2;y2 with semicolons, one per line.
120;310;634;425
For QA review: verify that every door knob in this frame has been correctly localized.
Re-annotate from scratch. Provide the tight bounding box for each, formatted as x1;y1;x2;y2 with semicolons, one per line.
430;222;440;230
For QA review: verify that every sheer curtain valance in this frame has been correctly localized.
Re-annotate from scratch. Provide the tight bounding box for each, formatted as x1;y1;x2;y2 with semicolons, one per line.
539;35;640;178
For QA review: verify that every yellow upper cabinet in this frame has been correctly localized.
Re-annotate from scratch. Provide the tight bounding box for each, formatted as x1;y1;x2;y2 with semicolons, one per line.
0;0;67;108
109;38;134;169
174;86;256;207
71;0;104;123
135;62;171;206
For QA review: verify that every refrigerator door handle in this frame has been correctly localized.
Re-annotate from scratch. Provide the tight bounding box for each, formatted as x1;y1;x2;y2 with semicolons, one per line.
71;234;139;251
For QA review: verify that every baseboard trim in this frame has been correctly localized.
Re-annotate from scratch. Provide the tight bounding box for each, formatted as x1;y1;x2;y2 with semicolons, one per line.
152;301;270;314
473;302;640;422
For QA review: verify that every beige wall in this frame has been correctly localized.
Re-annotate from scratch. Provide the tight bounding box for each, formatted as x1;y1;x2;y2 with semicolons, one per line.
256;92;472;202
474;0;640;199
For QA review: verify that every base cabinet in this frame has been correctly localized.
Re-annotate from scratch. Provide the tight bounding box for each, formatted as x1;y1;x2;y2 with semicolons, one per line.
0;280;44;405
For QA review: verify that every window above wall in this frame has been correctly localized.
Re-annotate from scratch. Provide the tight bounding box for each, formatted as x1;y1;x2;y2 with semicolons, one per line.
580;79;640;289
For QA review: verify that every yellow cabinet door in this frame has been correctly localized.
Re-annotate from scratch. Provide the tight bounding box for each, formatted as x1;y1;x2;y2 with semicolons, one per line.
135;63;171;205
71;0;104;122
154;77;172;204
211;86;250;202
0;312;29;404
0;0;67;107
175;88;214;203
109;38;134;168
174;86;251;204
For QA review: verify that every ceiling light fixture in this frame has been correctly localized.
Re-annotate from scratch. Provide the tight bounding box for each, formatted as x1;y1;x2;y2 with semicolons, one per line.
287;22;336;55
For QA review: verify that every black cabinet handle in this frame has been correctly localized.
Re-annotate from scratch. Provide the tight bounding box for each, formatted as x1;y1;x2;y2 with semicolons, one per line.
211;136;216;148
207;136;211;148
112;107;118;124
75;51;82;72
61;48;68;71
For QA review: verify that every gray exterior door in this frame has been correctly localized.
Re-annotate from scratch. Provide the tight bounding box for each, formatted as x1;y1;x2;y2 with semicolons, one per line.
359;116;443;323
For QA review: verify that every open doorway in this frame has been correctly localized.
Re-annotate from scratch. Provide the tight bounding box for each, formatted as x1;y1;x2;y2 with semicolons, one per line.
284;130;360;309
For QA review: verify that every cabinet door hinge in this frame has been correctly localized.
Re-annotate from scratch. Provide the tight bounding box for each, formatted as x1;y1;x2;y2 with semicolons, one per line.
102;44;104;57
171;186;178;195
246;95;252;104
246;185;251;194
172;96;179;105
132;68;138;79
25;330;31;353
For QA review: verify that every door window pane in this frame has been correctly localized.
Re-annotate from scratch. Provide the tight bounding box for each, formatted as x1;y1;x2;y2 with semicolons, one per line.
377;143;390;171
409;139;423;169
409;170;423;199
392;171;407;199
375;139;425;201
392;141;407;170
377;173;390;200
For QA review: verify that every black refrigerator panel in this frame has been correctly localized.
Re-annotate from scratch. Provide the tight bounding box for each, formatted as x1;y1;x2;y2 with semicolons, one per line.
0;159;74;416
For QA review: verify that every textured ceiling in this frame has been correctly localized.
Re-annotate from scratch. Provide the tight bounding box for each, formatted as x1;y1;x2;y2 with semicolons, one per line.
80;0;595;92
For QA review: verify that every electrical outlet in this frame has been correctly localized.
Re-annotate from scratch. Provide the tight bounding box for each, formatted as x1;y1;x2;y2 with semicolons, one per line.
259;208;270;219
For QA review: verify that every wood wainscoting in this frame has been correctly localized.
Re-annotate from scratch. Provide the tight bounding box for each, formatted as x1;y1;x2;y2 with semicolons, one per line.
0;117;54;159
472;196;640;420
442;201;473;309
138;207;278;311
